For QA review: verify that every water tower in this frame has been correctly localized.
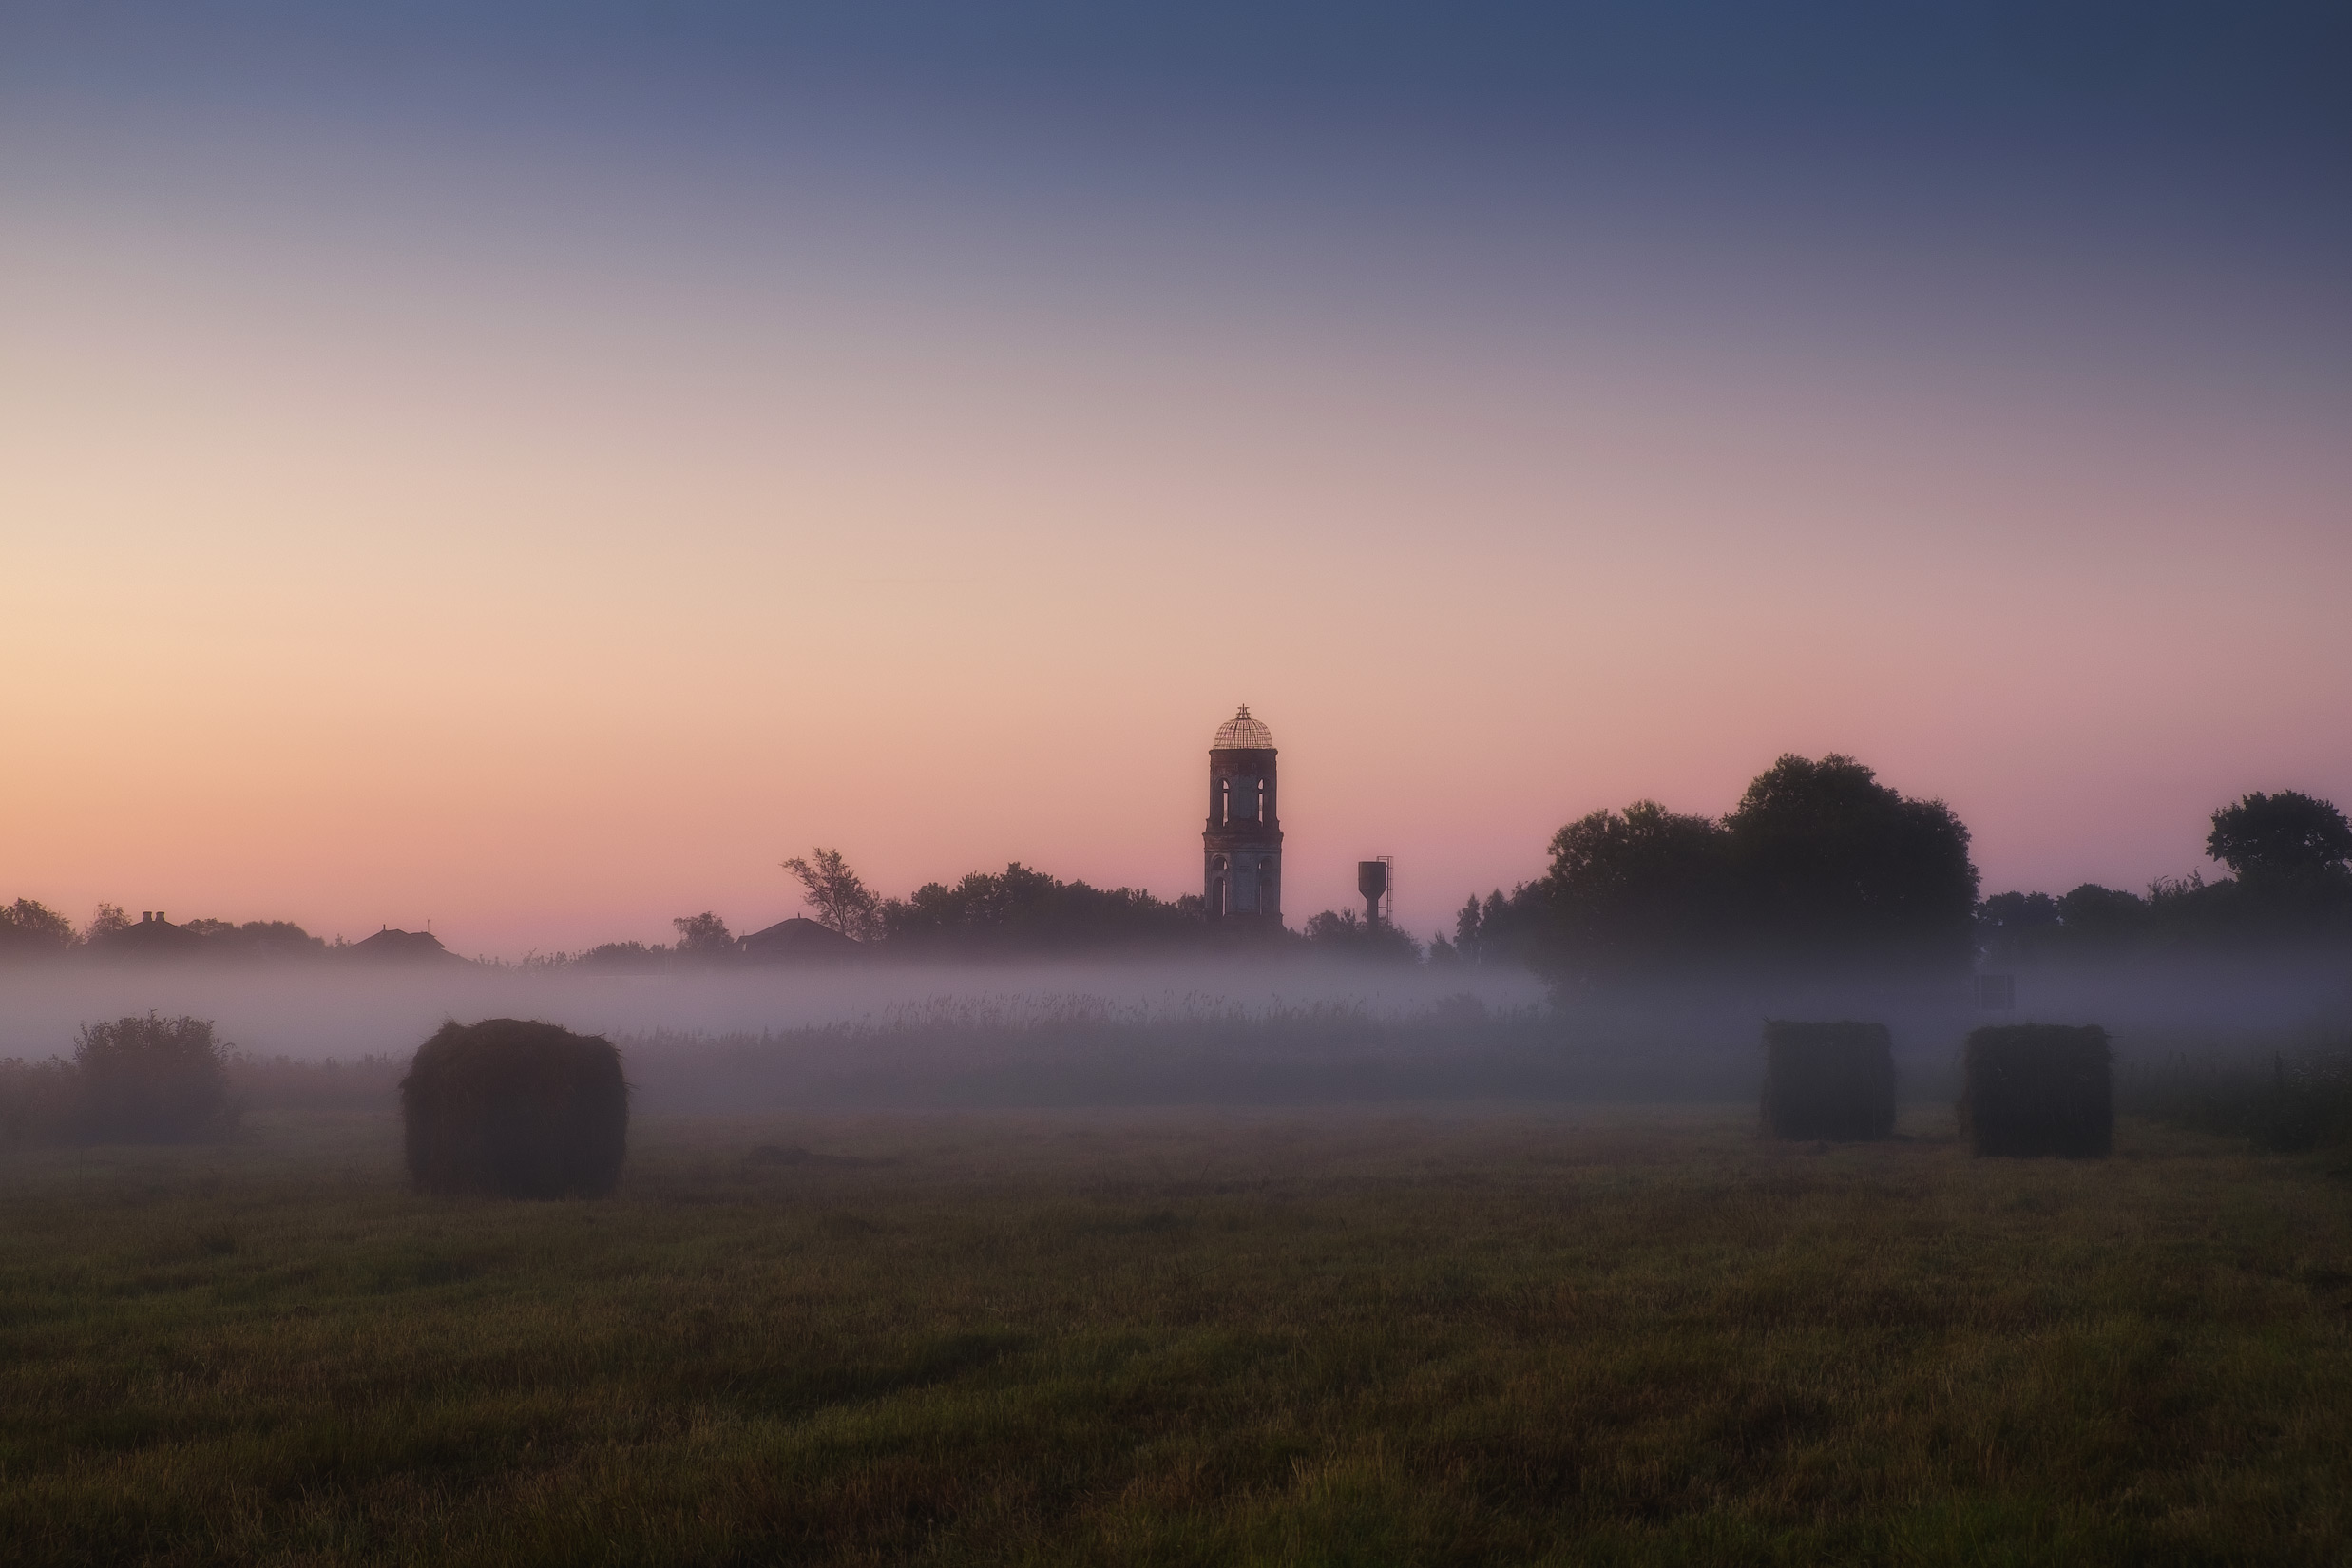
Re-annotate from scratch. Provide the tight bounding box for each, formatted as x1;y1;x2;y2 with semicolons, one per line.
1203;705;1282;924
1357;857;1392;927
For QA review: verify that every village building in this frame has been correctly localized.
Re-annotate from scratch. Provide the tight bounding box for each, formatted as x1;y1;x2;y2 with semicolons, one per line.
1203;706;1282;924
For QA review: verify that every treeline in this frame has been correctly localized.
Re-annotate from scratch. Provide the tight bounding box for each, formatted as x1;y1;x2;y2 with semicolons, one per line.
15;761;2342;981
1429;764;2352;999
560;857;1396;967
1976;791;2352;967
1434;754;1980;994
0;902;340;964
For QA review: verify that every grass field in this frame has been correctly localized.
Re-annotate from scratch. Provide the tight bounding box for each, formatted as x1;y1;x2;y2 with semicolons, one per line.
3;1108;2349;1566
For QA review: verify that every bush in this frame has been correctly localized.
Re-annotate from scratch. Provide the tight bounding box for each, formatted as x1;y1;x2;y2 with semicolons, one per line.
1960;1023;2112;1157
401;1019;628;1197
1761;1021;1895;1140
72;1015;238;1143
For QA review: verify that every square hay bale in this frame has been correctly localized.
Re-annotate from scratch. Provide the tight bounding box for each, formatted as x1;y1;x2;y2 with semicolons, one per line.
1960;1023;2112;1157
402;1019;628;1197
1762;1021;1895;1140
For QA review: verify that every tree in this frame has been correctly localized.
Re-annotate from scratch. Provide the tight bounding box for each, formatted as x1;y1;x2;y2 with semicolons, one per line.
1724;754;1979;980
2036;883;2153;963
175;918;328;961
0;899;76;956
2207;792;2352;885
1302;908;1422;962
1977;890;2061;965
781;848;883;941
880;863;1201;954
2056;883;2149;936
1447;884;1553;969
672;911;736;964
83;904;129;944
575;941;668;973
1539;801;1733;985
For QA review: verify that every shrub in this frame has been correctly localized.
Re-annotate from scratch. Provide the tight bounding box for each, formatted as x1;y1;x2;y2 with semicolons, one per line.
1960;1023;2112;1157
401;1019;628;1197
1761;1021;1895;1140
72;1015;239;1143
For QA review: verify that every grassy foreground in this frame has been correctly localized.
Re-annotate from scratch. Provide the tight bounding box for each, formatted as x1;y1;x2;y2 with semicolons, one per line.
2;1109;2349;1566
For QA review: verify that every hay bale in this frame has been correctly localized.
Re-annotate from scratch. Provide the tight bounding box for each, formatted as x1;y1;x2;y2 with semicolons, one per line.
1960;1023;2112;1157
73;1014;237;1143
401;1019;628;1197
1761;1020;1895;1140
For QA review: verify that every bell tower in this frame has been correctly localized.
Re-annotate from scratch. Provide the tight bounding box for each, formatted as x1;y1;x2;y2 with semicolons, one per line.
1204;705;1282;924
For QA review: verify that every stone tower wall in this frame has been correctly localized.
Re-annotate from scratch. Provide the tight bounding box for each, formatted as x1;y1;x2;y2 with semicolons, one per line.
1204;744;1282;922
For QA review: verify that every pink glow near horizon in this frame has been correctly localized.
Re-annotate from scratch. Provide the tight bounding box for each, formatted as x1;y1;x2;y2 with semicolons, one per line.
4;134;2348;958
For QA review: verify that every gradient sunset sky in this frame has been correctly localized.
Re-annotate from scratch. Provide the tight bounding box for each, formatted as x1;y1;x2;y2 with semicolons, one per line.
4;2;2348;954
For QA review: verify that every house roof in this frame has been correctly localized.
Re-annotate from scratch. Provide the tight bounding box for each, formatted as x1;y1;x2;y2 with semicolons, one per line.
347;927;468;964
738;916;859;958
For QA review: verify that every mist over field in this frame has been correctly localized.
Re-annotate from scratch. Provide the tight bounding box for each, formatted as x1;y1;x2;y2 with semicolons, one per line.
0;957;1544;1066
6;949;2343;1118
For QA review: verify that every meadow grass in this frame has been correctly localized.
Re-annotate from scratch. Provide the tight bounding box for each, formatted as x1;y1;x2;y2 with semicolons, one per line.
2;1107;2348;1565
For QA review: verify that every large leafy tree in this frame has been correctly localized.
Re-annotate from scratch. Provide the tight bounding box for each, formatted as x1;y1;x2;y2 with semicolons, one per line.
671;912;736;964
1520;755;1979;991
0;899;76;956
2207;792;2352;885
1722;754;1979;980
2201;791;2352;934
781;848;885;941
1539;801;1733;984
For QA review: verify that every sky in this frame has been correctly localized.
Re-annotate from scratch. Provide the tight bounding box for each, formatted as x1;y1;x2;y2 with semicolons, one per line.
3;2;2348;955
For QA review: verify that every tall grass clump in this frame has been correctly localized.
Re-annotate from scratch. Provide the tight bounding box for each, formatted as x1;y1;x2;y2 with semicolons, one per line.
612;995;1758;1112
225;1051;405;1113
0;1056;78;1145
401;1019;628;1197
1760;1020;1894;1140
72;1013;238;1144
2124;1043;2352;1153
1960;1023;2112;1157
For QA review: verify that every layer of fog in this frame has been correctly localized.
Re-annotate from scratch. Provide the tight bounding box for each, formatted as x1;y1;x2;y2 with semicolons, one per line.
4;953;2342;1112
0;957;1549;1064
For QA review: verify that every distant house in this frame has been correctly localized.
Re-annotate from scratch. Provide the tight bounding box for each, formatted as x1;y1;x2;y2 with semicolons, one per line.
737;916;860;963
347;927;469;965
86;911;204;960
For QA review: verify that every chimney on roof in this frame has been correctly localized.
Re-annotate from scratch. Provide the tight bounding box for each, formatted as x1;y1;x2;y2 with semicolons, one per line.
141;911;151;923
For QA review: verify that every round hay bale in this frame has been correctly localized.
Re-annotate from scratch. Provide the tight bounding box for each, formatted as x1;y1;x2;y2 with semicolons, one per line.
400;1019;628;1197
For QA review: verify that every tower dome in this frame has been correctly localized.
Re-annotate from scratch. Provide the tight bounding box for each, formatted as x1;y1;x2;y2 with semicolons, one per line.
1213;705;1274;751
